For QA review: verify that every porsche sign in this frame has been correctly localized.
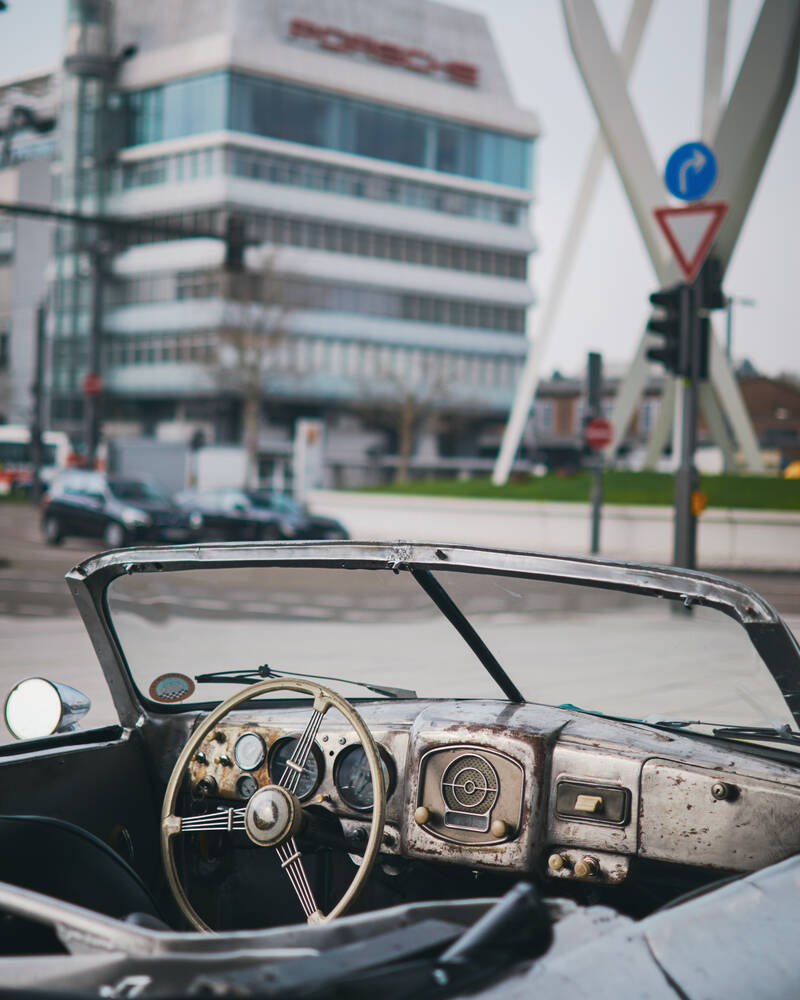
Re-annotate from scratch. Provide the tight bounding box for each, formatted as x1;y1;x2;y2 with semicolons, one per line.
288;17;479;86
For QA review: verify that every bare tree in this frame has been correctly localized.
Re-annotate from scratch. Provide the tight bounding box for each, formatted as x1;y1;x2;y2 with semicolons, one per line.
215;259;292;488
356;350;449;483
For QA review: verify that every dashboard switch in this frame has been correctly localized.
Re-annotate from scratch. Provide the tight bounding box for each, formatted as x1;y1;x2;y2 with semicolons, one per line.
414;805;431;826
574;856;599;878
574;794;604;813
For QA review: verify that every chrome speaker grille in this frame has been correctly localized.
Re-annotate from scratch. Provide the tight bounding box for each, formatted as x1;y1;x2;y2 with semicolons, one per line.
441;753;499;815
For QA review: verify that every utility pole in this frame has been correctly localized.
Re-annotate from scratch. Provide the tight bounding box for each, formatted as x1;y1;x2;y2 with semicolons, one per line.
586;352;603;555
83;245;106;467
29;302;47;504
672;284;700;569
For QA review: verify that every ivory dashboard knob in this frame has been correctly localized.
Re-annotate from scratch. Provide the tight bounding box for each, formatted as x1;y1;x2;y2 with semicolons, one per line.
548;853;567;871
574;856;599;878
414;805;430;826
490;819;508;839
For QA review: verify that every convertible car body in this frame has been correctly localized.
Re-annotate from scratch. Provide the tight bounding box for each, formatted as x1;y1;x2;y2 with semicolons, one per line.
1;540;800;998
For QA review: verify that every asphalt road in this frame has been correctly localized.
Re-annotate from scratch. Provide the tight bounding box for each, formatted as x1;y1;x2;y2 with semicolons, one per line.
2;501;800;619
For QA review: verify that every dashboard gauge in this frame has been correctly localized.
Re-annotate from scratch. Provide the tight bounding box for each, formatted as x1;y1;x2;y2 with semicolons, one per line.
268;737;323;800
236;774;259;800
233;732;266;772
334;744;394;811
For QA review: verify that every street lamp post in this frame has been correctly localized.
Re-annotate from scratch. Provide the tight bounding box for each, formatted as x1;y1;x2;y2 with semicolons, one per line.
725;295;757;361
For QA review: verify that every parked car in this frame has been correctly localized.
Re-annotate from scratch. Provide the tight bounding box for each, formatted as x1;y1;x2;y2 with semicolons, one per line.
174;488;348;541
2;542;800;997
246;489;349;539
41;470;203;547
173;487;285;540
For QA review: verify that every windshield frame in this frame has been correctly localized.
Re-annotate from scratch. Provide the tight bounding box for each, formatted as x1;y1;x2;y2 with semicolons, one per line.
65;540;800;732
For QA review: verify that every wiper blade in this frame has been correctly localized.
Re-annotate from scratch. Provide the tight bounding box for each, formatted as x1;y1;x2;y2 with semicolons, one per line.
646;718;800;746
711;724;800;746
194;663;416;700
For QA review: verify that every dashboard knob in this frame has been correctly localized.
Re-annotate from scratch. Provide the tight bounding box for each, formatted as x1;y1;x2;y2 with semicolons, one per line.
196;775;218;797
490;819;508;839
548;853;567;871
414;806;431;826
574;856;599;878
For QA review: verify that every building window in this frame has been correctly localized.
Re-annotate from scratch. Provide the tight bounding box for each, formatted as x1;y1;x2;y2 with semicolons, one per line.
538;401;553;432
0;329;9;369
127;71;534;189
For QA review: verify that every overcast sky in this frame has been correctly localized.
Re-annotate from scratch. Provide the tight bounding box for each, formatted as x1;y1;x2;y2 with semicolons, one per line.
1;0;797;377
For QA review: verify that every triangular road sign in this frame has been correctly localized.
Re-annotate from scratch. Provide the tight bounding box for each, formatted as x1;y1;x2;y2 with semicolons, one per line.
653;202;728;282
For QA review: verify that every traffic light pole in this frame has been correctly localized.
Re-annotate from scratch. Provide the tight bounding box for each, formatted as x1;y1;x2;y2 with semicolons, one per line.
586;351;603;555
83;246;105;467
29;302;47;505
673;283;699;570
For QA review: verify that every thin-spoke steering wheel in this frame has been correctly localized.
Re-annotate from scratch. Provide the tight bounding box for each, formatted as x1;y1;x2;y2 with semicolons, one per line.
161;678;386;931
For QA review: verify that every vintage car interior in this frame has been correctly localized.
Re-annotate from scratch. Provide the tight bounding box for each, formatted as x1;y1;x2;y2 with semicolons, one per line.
1;541;799;994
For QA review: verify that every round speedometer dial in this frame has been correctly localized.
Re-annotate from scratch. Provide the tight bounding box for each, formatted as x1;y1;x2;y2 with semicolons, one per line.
268;737;323;800
233;732;266;771
334;744;394;811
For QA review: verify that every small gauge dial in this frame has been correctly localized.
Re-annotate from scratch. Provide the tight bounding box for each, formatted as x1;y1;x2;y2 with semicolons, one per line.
236;774;259;800
268;737;323;800
233;732;266;771
334;744;394;811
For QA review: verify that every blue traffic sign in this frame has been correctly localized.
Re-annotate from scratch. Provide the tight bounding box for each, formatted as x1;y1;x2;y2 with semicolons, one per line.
664;141;717;201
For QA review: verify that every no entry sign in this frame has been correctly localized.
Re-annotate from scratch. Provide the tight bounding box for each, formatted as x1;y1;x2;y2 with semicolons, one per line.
585;417;613;451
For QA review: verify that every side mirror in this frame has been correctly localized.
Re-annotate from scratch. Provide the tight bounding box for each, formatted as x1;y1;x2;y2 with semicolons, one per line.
4;678;91;740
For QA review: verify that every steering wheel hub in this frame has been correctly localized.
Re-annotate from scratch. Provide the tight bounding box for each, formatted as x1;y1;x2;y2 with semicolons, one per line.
245;785;301;847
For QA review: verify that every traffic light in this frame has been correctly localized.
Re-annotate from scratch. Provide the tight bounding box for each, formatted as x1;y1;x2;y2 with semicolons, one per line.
647;284;688;375
698;256;726;311
224;215;246;273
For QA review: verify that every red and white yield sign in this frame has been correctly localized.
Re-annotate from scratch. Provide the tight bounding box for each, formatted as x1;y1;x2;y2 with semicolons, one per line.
584;417;614;451
653;201;728;283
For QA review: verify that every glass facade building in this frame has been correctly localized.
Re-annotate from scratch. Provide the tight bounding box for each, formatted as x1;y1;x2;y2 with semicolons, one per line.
45;0;539;481
127;71;534;189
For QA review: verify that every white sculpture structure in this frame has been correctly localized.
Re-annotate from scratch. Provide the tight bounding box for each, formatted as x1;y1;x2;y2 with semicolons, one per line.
493;0;800;483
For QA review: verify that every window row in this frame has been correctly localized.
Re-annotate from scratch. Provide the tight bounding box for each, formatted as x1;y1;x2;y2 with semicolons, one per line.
126;70;535;189
102;331;523;389
119;204;528;278
108;271;527;334
109;144;527;227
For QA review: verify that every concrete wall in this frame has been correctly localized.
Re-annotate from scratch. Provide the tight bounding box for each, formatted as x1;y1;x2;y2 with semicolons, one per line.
308;490;800;570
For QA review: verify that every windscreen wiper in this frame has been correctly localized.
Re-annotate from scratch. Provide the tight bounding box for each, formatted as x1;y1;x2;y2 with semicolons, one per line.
647;718;800;746
711;724;800;746
194;663;417;700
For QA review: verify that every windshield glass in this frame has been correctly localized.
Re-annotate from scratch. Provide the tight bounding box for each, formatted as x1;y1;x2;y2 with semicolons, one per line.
105;563;794;735
109;479;170;503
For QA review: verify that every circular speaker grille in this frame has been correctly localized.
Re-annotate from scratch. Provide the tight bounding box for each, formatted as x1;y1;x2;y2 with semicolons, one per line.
441;754;499;814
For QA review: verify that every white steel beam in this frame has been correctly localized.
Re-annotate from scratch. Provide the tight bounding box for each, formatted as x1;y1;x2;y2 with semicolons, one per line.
701;0;730;142
561;0;676;283
492;0;653;485
711;0;800;270
708;325;764;471
698;381;738;471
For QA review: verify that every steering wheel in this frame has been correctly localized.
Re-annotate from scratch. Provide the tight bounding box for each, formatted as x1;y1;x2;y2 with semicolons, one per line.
161;678;386;931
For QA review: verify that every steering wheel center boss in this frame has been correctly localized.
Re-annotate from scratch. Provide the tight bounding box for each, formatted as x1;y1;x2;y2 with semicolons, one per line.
245;785;302;847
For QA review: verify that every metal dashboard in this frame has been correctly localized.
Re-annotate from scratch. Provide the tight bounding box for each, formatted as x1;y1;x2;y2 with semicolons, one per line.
184;698;800;886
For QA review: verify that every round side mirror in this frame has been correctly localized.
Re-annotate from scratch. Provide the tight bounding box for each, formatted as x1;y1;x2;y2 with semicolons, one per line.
4;678;91;740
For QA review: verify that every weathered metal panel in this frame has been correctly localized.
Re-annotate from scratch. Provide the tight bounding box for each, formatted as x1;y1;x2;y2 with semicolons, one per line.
639;758;800;870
